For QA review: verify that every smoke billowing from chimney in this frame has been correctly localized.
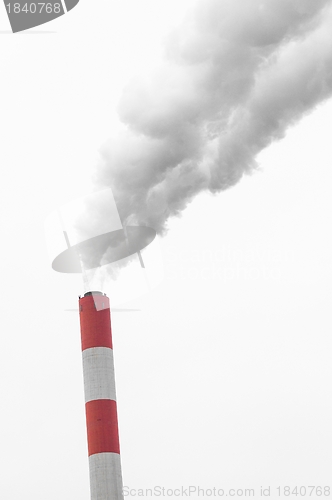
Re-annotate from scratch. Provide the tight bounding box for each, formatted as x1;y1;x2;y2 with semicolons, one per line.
88;0;332;262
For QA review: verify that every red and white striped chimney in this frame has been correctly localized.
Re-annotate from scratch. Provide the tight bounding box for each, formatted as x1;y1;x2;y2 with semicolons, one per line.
79;291;123;500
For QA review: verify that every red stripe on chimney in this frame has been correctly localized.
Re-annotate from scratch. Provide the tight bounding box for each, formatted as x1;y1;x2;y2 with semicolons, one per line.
79;295;113;350
86;399;120;456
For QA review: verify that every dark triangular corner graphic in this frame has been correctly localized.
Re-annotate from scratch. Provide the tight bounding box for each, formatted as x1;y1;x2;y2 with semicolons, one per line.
64;0;79;12
3;0;80;33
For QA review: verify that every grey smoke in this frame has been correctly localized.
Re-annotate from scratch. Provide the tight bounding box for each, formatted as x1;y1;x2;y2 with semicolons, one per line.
88;0;332;262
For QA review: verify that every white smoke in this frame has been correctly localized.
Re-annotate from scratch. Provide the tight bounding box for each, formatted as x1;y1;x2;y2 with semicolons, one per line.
90;0;332;248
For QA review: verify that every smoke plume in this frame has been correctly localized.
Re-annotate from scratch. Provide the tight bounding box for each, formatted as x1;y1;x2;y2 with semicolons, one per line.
89;0;332;262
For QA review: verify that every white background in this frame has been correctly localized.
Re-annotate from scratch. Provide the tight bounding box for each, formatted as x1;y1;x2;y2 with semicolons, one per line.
0;1;332;498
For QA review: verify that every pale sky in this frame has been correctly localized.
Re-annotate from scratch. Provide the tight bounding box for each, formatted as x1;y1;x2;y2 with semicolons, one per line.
0;1;332;499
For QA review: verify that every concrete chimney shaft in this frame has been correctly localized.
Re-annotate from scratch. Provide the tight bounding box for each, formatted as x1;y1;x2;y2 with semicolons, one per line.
79;291;123;500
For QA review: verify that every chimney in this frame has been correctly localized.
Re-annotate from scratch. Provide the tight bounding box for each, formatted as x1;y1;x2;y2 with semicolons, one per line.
79;291;123;500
